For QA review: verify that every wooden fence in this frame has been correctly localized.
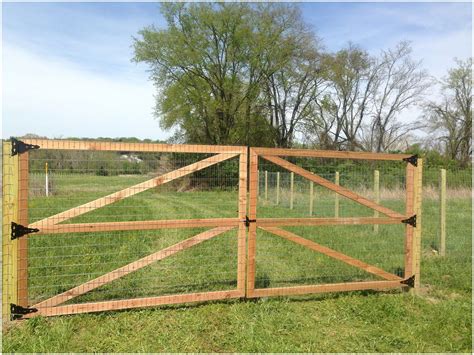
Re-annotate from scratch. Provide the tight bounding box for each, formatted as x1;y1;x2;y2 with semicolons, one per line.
3;138;422;320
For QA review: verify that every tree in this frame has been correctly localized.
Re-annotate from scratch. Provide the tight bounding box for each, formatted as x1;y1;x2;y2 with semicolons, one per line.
364;42;430;152
423;58;472;166
133;3;315;146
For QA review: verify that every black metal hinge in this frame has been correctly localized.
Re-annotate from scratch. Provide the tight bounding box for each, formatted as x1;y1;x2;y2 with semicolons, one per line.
10;303;38;320
11;222;39;240
11;137;40;156
403;154;418;167
401;275;415;288
245;216;256;227
401;215;417;228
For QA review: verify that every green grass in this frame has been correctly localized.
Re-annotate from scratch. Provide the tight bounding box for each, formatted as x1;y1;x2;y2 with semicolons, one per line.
3;174;472;352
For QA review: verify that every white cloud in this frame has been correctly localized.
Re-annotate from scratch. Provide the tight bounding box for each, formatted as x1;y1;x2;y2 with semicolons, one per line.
2;44;169;140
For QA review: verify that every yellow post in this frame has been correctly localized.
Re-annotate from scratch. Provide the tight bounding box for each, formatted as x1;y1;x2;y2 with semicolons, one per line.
412;159;423;289
309;181;314;216
335;171;340;218
373;170;380;233
290;172;294;210
439;169;446;256
2;141;19;322
276;172;280;205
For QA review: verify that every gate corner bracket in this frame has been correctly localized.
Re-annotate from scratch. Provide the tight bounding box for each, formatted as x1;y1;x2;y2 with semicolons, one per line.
11;137;40;156
10;303;38;320
403;154;418;167
401;275;415;288
402;215;417;228
11;222;39;240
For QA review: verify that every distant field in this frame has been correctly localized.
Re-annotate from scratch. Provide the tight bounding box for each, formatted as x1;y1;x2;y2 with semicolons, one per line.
3;173;472;352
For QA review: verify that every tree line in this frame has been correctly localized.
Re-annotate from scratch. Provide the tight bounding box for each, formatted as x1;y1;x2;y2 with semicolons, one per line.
133;3;471;167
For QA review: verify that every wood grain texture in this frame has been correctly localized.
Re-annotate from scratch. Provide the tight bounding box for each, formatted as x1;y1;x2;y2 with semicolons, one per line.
23;139;246;154
246;148;258;296
30;153;238;228
18;152;29;306
33;227;234;309
253;147;411;160
248;280;403;298
260;227;402;281
256;217;403;227
237;152;248;295
27;290;242;317
404;163;415;278
32;218;240;234
261;155;404;218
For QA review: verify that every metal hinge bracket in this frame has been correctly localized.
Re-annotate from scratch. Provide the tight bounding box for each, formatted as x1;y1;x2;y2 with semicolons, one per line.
10;303;38;320
401;275;415;288
403;154;418;167
11;137;40;156
11;222;39;240
245;216;256;227
401;215;417;228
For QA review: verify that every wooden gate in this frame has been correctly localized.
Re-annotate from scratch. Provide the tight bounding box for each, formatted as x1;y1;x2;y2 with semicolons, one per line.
2;139;422;320
245;147;422;298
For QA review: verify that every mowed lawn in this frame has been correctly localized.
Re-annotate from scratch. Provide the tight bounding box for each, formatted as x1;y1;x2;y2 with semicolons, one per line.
3;174;472;352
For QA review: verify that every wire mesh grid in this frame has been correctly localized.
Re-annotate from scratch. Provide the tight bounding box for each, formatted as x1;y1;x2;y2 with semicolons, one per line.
21;141;246;315
253;156;408;289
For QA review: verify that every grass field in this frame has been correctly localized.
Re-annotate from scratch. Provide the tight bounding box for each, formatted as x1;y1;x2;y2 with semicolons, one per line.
2;172;472;352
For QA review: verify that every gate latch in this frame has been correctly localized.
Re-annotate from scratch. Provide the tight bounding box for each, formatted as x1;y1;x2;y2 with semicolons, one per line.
10;303;38;320
11;222;39;240
401;215;417;228
11;137;40;156
245;216;256;227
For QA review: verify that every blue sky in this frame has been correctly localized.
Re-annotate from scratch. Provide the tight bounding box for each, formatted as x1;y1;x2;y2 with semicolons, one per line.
2;1;472;140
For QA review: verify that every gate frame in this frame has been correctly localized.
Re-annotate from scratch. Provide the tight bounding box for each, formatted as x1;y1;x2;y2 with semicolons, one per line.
4;139;248;319
3;139;422;320
246;147;422;298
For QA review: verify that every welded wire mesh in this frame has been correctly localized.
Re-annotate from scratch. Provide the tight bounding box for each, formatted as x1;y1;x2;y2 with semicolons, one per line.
24;142;244;313
254;156;408;288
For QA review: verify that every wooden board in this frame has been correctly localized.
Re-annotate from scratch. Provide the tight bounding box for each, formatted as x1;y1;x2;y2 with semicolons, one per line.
248;280;404;298
33;227;234;309
33;218;240;235
260;227;402;281
261;155;404;219
253;147;411;161
404;163;415;278
257;217;403;227
23;139;246;154
246;148;258;296
27;290;242;317
30;152;238;228
237;152;248;296
18;152;29;306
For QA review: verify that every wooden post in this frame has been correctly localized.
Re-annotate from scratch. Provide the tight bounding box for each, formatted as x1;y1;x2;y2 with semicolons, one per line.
18;152;29;307
276;172;280;205
335;171;340;218
413;159;423;289
237;151;248;296
246;149;258;297
439;169;446;256
45;162;49;197
264;170;268;201
373;170;380;233
290;172;294;210
2;141;19;321
309;181;314;216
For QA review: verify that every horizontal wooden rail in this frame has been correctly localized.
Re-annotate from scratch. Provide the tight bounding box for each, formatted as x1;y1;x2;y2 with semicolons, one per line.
32;218;241;234
33;227;234;309
261;155;404;219
248;280;405;298
27;290;242;317
256;217;404;227
23;139;247;154
253;147;411;161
